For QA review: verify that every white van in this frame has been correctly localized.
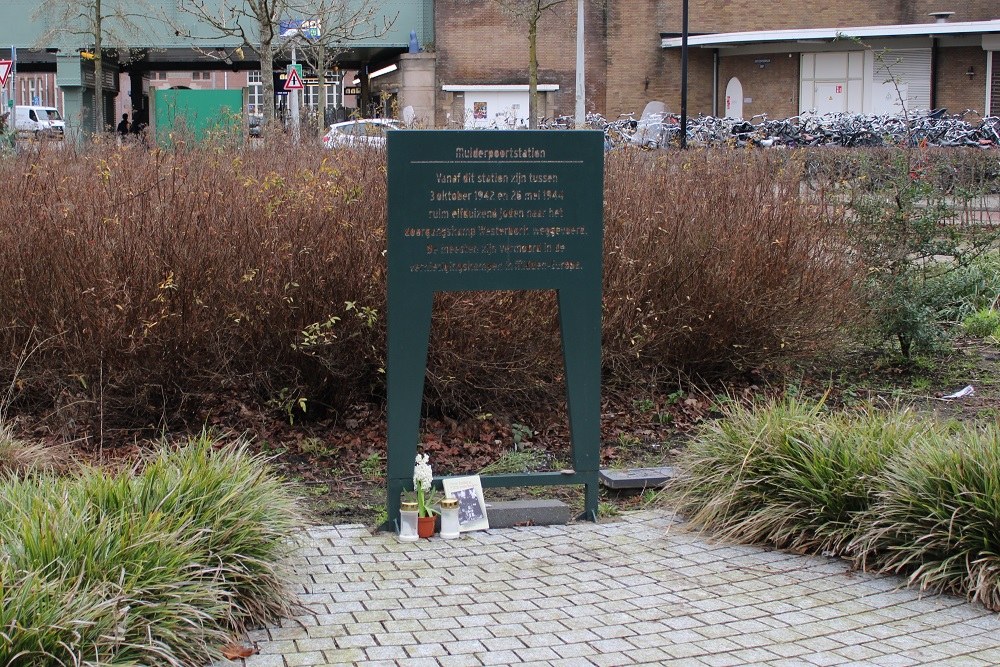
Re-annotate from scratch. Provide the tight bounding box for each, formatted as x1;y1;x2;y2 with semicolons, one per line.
14;106;65;139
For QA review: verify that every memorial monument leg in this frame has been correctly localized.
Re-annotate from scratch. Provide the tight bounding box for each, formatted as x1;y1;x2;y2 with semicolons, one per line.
386;290;434;530
558;287;602;521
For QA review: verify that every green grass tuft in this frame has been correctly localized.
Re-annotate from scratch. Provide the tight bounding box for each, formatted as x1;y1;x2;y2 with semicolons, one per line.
668;397;936;557
961;308;1000;338
855;424;1000;610
480;448;547;475
0;434;304;665
670;398;1000;610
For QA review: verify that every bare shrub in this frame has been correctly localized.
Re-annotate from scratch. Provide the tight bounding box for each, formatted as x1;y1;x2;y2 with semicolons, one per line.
0;143;860;426
0;139;387;425
601;149;860;379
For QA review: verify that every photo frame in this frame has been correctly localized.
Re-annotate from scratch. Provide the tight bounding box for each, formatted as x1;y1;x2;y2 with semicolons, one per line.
441;475;489;532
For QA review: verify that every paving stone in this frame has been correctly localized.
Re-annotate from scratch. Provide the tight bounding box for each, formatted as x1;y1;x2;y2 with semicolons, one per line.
222;511;1000;667
482;635;528;651
478;648;523;665
437;656;486;667
364;645;409;660
514;645;562;662
240;655;285;667
283;650;325;666
405;642;449;658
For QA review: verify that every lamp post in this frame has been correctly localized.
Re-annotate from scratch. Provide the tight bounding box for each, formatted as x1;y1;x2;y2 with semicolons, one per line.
680;0;689;149
574;0;585;128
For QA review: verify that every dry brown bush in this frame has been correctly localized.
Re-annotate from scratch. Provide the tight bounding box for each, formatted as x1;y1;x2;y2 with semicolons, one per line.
0;141;861;428
601;149;860;380
0;139;387;426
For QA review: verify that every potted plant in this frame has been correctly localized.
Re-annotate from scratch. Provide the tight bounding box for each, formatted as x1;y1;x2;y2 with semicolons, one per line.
413;454;439;538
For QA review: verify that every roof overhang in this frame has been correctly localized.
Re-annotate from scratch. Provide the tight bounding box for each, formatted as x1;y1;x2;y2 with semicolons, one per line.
661;19;1000;49
442;84;560;92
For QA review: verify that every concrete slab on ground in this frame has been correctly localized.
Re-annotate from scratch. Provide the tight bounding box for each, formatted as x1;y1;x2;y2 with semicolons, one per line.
483;498;571;528
599;466;677;489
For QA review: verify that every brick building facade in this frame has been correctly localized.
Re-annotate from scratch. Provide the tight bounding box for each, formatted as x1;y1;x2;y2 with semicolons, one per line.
422;0;1000;124
433;0;608;125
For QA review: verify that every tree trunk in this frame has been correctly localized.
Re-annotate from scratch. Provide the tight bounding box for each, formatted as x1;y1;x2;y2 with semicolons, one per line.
260;41;275;130
528;8;538;129
93;0;104;134
317;47;327;138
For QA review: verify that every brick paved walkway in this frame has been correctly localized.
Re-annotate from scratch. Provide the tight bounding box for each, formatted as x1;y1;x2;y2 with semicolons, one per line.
224;511;1000;667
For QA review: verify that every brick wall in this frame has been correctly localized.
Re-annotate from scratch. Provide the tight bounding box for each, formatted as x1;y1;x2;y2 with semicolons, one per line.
902;1;999;23
434;0;607;124
934;46;989;118
606;0;673;118
433;0;998;124
718;53;801;119
687;0;903;33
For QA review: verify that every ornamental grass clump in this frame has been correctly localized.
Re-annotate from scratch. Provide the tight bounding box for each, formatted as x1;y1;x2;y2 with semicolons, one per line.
0;422;66;477
0;436;304;666
855;423;1000;611
668;398;931;557
134;434;306;626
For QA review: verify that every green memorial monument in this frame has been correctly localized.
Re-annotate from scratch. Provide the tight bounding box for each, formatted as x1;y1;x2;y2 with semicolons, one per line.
386;130;604;528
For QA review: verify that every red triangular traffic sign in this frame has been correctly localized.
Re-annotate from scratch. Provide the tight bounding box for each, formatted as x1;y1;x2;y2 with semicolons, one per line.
284;68;304;91
0;60;12;89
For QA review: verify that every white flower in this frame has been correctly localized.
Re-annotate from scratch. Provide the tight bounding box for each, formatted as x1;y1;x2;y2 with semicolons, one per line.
413;453;433;490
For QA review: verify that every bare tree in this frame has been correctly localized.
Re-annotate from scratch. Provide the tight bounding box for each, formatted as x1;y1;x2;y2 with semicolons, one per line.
174;0;289;131
282;0;396;138
33;0;144;134
491;0;570;128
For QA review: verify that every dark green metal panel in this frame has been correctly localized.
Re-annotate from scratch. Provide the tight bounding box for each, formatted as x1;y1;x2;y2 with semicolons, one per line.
386;130;604;529
154;89;243;143
0;0;430;51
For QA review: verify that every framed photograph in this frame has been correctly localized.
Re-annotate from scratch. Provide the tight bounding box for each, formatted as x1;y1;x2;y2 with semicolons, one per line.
442;475;489;532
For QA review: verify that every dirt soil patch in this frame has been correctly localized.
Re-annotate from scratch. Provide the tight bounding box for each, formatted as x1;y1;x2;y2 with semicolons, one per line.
8;338;999;528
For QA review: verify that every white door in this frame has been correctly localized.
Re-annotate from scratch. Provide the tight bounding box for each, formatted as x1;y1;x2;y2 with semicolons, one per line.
800;52;865;114
814;82;847;114
724;78;743;119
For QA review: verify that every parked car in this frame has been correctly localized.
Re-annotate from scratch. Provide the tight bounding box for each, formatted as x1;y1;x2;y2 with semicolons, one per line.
14;105;65;140
322;118;400;148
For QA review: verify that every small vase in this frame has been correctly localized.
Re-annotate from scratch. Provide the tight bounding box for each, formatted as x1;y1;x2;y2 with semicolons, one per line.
417;515;436;538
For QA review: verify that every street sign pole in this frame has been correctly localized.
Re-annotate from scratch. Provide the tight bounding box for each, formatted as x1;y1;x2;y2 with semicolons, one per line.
290;44;300;143
0;60;9;109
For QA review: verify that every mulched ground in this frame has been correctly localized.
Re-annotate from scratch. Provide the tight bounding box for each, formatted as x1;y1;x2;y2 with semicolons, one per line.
8;337;998;526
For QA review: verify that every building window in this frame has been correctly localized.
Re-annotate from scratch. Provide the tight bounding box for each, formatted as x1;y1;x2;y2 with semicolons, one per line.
21;77;46;106
302;71;340;109
248;70;263;115
192;71;211;81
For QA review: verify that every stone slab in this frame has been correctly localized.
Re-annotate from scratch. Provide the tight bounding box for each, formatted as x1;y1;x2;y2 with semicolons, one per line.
599;466;677;489
484;499;571;528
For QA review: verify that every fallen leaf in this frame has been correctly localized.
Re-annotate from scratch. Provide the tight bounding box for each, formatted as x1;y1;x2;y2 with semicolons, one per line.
221;641;258;659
